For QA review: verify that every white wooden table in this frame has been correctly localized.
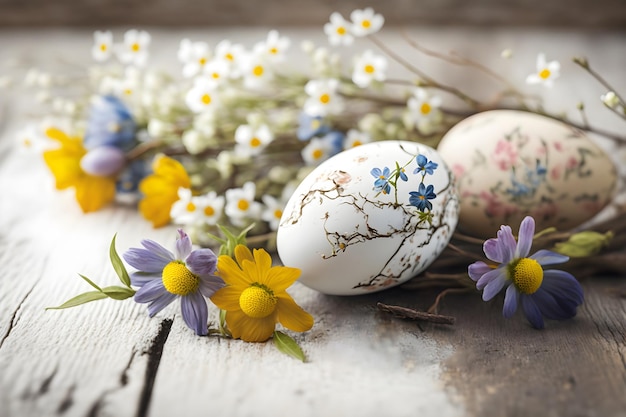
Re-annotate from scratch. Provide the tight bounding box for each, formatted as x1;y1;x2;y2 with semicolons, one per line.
1;27;625;417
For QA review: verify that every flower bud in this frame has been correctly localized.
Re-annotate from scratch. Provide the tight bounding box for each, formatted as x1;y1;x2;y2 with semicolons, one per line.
80;146;126;177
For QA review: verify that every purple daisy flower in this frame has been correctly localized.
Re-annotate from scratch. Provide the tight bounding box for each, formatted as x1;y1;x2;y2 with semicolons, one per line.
468;216;584;329
123;229;224;335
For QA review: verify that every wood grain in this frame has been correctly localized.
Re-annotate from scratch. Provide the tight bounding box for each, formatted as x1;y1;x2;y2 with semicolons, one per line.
0;0;625;28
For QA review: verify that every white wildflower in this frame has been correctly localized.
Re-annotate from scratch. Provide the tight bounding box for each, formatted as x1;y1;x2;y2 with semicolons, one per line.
406;88;443;133
301;136;333;165
261;195;285;231
324;12;354;46
601;91;620;109
234;124;274;157
225;181;262;227
254;30;290;63
214;40;245;78
350;8;384;37
352;49;387;88
92;30;113;62
170;188;201;225
526;53;560;87
203;59;230;87
343;129;372;149
185;77;221;114
240;53;273;89
178;39;212;78
304;78;343;117
116;29;151;67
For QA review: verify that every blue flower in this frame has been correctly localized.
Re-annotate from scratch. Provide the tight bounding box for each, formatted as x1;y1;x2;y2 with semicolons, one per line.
116;159;147;193
398;166;408;182
409;183;436;211
123;229;224;335
413;154;438;176
297;112;330;141
84;95;136;150
371;166;391;194
468;216;584;329
320;130;345;156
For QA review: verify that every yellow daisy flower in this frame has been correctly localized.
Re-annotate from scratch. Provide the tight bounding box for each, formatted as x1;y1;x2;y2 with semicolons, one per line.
43;128;116;213
139;155;191;227
211;245;314;342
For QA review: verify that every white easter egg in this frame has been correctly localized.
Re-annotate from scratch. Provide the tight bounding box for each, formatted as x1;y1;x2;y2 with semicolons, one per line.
437;110;617;238
277;140;459;295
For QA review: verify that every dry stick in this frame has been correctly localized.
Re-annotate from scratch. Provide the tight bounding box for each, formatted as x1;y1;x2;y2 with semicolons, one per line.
428;288;472;314
377;302;456;325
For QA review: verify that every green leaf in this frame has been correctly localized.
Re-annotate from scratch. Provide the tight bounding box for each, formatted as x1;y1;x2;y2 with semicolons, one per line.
79;274;102;292
554;230;613;258
273;331;306;362
218;309;232;337
46;291;108;310
110;234;131;288
101;286;136;300
208;223;256;257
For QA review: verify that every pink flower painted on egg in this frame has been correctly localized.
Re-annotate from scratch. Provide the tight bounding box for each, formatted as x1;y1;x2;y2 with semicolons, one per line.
492;140;518;171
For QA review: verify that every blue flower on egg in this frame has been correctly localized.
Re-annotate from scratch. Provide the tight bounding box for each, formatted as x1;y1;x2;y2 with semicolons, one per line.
371;166;392;194
409;183;437;212
413;154;438;176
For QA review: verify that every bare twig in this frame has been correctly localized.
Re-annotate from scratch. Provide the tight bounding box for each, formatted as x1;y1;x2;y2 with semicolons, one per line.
377;302;455;325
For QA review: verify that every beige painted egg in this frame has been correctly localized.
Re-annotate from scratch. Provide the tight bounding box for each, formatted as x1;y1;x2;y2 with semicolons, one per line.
437;110;617;238
277;141;459;295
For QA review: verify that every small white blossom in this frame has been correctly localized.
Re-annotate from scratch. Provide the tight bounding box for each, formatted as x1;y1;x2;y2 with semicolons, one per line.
203;59;230;87
116;29;151;67
343;129;372;149
324;12;354;46
185;78;221;114
240;53;273;89
214;40;245;78
234;124;274;157
406;88;443;133
304;78;343;117
301;136;333;165
350;8;384;37
172;188;225;226
261;195;285;231
195;191;225;225
601;91;620;109
92;31;113;62
352;49;387;88
182;129;210;155
225;181;262;227
526;53;560;88
170;188;201;225
178;39;212;78
254;30;290;63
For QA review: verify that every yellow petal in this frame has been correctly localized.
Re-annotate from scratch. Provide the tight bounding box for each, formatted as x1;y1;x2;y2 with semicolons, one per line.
138;194;176;227
264;265;301;293
251;248;273;284
210;286;242;311
276;294;314;332
74;175;116;213
234;245;254;265
43;149;83;190
152;155;191;189
226;309;277;342
216;255;254;287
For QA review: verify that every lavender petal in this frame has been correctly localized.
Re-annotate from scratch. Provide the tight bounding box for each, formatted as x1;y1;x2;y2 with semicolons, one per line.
502;284;519;318
468;261;491;282
521;295;544;329
130;272;160;287
482;271;508;301
515;216;535;258
496;225;517;263
530;249;569;266
175;229;192;260
186;249;218;277
147;292;177;317
198;275;225;298
140;239;175;262
476;267;506;291
135;279;168;303
483;238;504;263
180;292;208;336
123;248;170;273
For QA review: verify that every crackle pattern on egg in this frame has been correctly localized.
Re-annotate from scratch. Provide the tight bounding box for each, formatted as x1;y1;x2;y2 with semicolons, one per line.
437;110;617;238
277;141;459;296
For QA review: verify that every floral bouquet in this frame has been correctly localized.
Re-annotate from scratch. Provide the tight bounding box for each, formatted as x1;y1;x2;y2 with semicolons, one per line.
7;8;625;359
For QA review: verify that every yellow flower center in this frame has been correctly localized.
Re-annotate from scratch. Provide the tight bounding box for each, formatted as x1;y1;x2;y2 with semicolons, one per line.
312;149;324;160
100;43;108;52
212;72;220;79
364;64;375;74
337;26;346;35
201;94;212;105
162;261;199;296
199;57;207;66
237;199;250;211
239;285;277;318
131;43;140;52
124;88;133;96
319;93;330;104
249;137;262;147
186;202;196;212
204;205;215;216
539;68;551;79
420;103;432;115
510;258;543;294
351;140;362;147
253;65;264;77
270;47;278;54
225;53;234;61
273;209;283;219
362;20;371;28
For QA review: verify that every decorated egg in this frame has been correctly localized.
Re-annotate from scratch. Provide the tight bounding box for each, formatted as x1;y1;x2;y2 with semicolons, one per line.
437;110;617;238
277;141;459;295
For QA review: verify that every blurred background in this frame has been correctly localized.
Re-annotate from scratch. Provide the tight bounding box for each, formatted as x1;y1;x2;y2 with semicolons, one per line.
1;0;625;28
